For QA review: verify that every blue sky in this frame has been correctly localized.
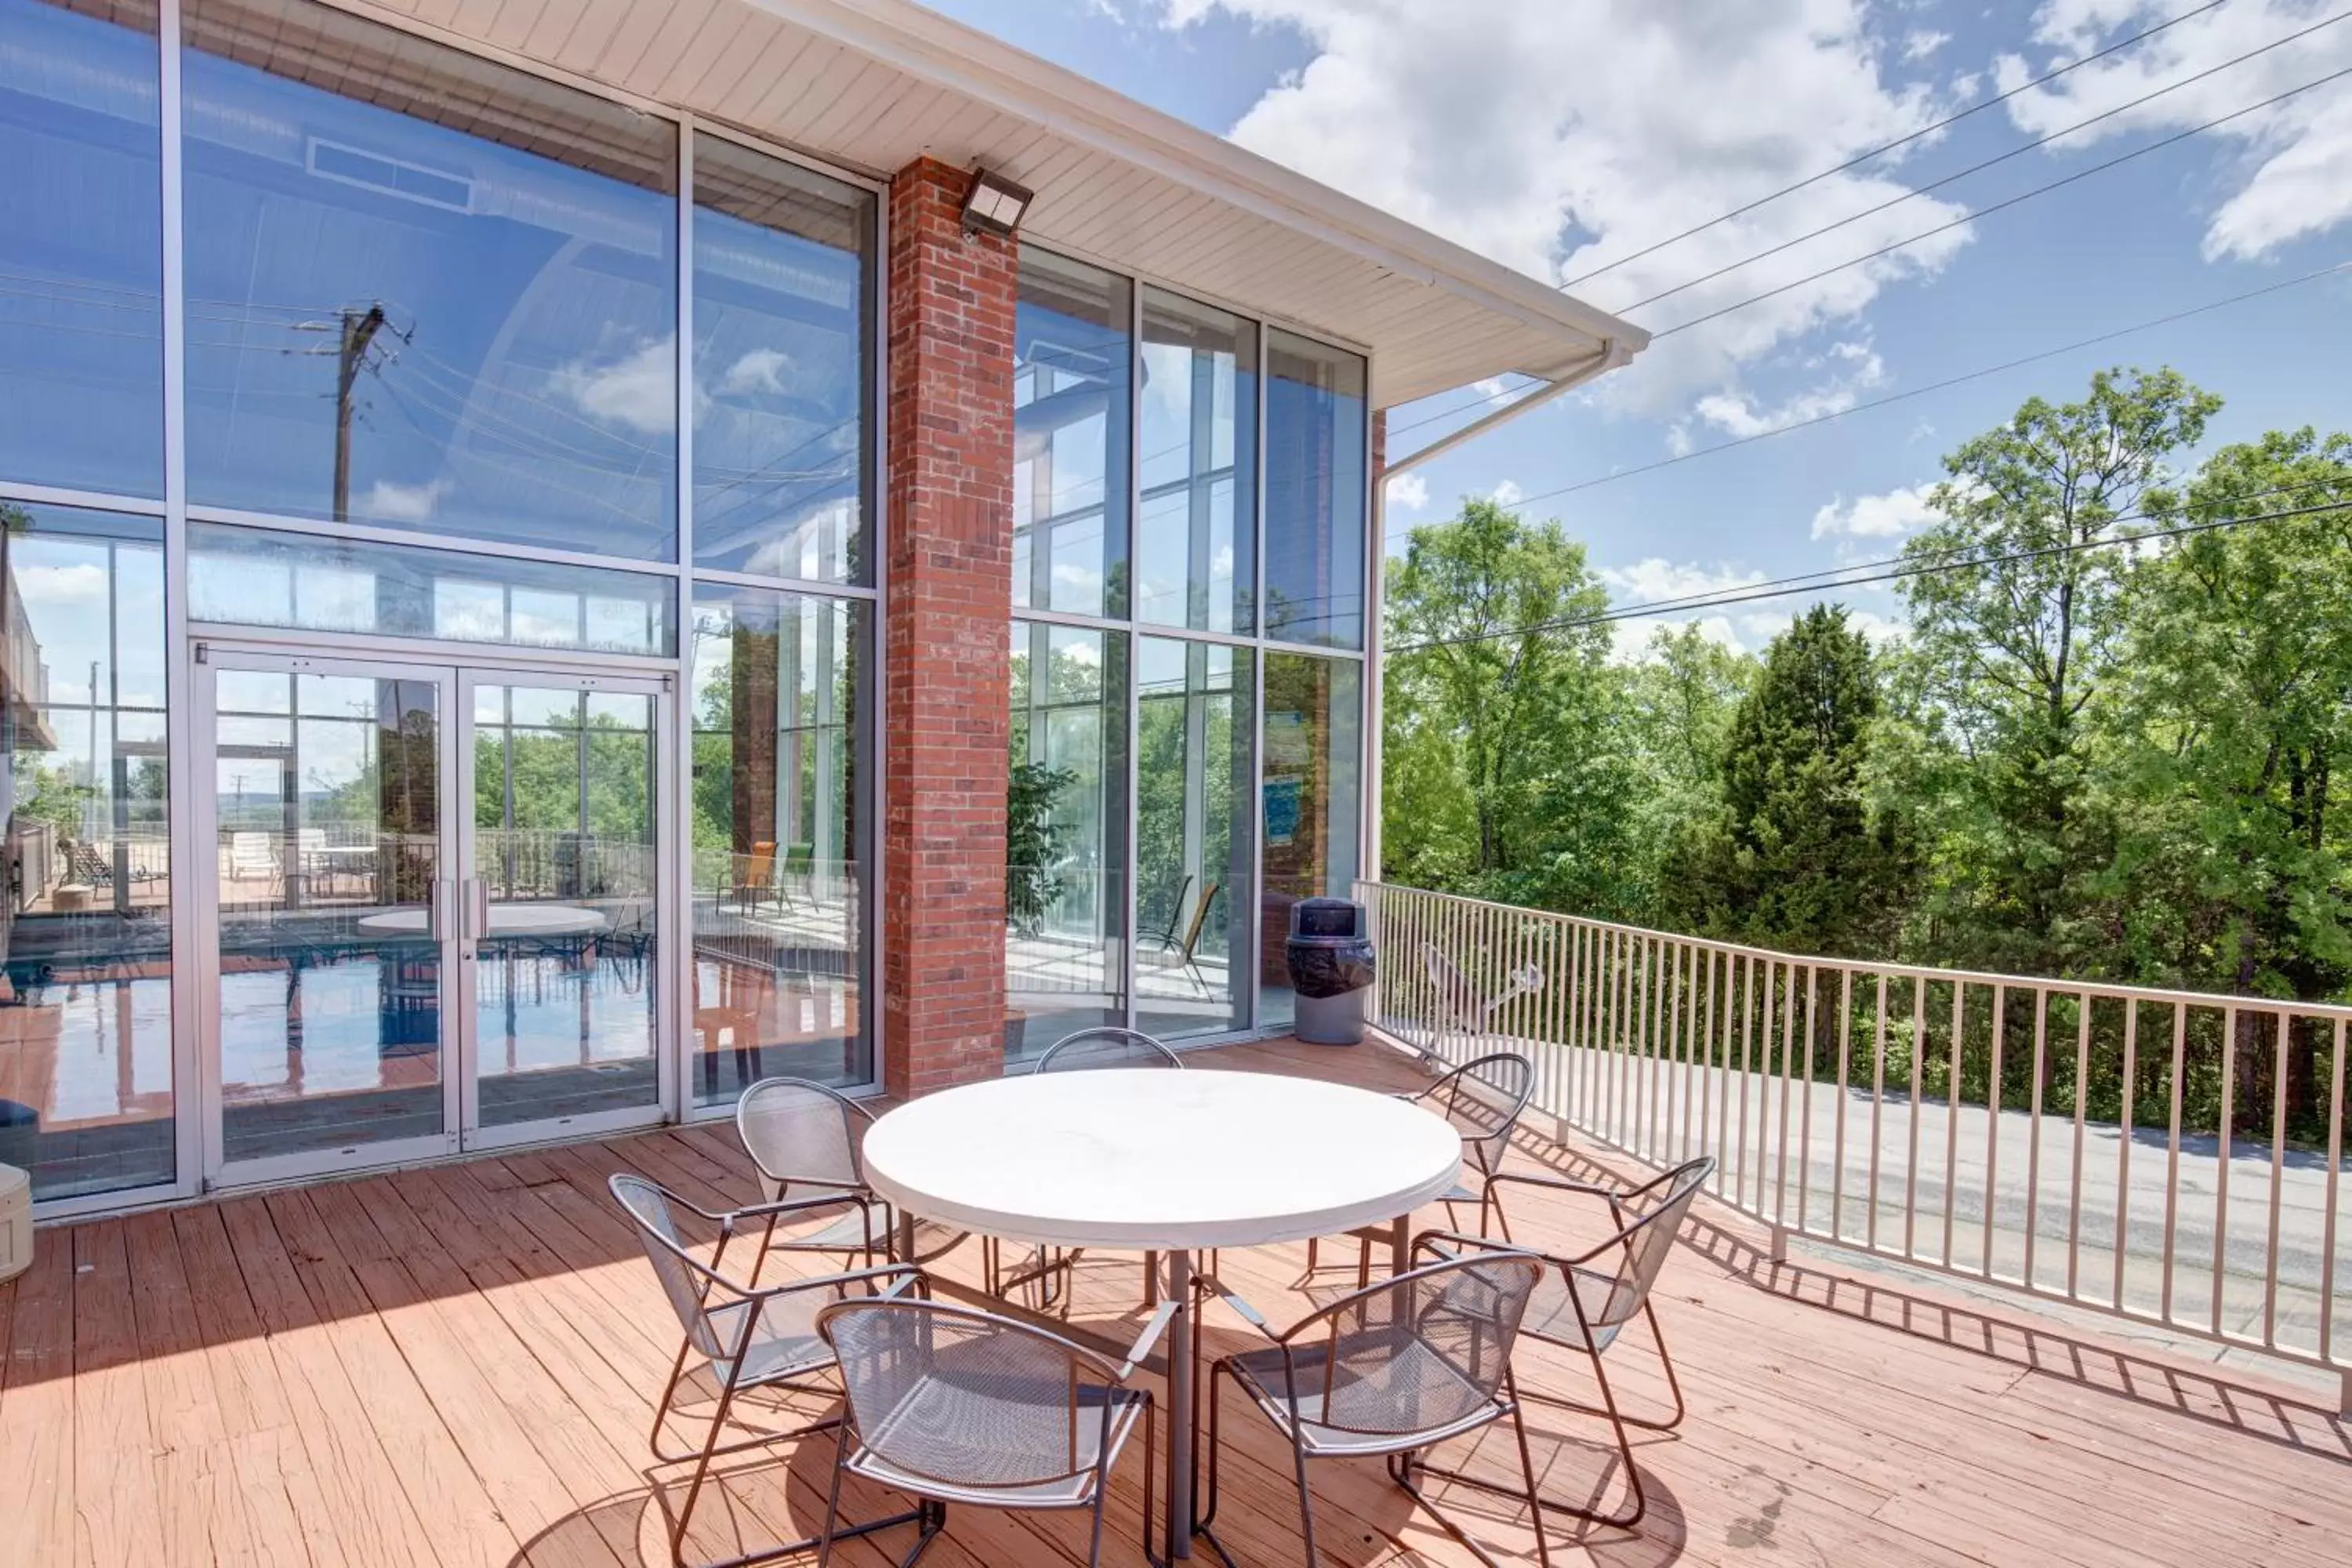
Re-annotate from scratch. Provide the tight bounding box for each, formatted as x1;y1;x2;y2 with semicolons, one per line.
926;0;2352;653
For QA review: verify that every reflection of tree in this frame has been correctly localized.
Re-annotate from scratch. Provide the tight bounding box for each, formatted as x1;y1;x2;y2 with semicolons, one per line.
1136;668;1236;949
1006;761;1074;934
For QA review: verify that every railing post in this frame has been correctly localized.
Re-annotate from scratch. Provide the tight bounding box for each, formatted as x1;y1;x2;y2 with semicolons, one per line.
1769;1221;1789;1264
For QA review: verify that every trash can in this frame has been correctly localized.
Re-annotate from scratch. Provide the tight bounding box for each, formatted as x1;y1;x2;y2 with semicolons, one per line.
1286;897;1375;1045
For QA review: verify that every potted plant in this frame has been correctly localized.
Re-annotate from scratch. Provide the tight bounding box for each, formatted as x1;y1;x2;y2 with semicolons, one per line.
1004;760;1075;1058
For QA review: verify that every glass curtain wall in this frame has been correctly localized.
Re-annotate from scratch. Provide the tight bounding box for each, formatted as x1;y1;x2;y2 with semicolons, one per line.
1136;638;1252;1038
0;0;165;498
1007;621;1128;1058
181;0;680;555
1258;652;1363;1029
688;586;872;1098
0;0;887;1205
1014;249;1131;618
1;503;174;1200
1011;245;1370;1047
687;134;878;1097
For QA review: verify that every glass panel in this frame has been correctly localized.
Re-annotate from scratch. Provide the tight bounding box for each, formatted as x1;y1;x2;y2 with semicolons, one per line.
0;0;164;497
214;668;445;1162
1264;330;1367;648
1138;289;1255;633
1136;637;1253;1040
0;503;172;1200
688;585;871;1099
1260;652;1361;1030
691;134;875;583
189;522;676;656
182;0;679;557
1014;248;1131;618
1007;620;1128;1059
471;683;659;1127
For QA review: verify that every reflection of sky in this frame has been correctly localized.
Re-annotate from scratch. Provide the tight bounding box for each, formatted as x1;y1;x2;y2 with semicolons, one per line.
9;524;168;710
0;0;165;497
691;187;867;578
180;35;677;555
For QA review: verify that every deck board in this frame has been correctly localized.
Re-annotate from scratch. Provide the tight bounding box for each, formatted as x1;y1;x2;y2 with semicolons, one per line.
2;1035;2345;1567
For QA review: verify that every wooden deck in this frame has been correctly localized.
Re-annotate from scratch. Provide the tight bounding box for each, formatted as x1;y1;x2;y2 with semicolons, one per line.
3;1036;2347;1567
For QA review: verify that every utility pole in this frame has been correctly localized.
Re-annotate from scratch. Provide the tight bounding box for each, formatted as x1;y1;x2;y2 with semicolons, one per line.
332;304;388;523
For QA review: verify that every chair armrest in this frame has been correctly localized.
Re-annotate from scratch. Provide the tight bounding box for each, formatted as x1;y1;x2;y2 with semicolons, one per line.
717;1189;884;1236
1198;1275;1283;1343
1486;1169;1628;1214
1111;1298;1182;1381
748;1259;924;1306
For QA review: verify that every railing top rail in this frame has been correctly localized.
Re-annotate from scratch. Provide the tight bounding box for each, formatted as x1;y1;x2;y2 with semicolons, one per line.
1356;880;2352;1024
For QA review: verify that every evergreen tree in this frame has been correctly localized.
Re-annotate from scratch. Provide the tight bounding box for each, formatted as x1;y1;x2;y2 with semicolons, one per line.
1665;604;1909;956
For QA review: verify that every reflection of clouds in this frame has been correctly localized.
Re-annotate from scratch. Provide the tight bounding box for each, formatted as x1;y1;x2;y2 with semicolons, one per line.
19;561;109;605
717;346;793;396
360;477;449;523
546;336;676;434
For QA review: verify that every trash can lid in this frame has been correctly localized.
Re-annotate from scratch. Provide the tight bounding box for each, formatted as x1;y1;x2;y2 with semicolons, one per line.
1290;897;1363;938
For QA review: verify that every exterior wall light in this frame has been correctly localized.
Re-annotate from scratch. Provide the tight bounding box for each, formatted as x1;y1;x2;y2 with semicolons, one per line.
960;166;1034;238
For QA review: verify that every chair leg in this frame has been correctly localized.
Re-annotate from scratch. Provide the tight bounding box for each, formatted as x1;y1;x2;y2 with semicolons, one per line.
1287;1424;1320;1566
1519;1301;1686;1433
1193;1365;1242;1568
1388;1388;1555;1567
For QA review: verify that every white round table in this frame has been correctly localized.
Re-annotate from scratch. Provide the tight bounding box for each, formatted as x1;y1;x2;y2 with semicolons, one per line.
354;904;610;938
861;1069;1461;1559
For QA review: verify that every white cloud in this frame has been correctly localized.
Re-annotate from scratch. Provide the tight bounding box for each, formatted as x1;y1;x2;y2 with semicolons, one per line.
1903;29;1950;63
1693;340;1887;437
359;477;450;524
1602;556;1767;606
1384;470;1430;510
548;336;677;434
1490;478;1524;506
1999;2;2352;260
1159;2;1975;423
1810;482;1938;539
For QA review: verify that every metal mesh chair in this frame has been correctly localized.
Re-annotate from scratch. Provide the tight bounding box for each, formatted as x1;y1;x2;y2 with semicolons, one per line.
1443;1156;1716;1530
1199;1244;1552;1568
991;1028;1186;1310
608;1172;929;1568
815;1295;1175;1567
1307;1050;1537;1285
735;1076;965;1274
1421;942;1544;1063
1033;1025;1185;1073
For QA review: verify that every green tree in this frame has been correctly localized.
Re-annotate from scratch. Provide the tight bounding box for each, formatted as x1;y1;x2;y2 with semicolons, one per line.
1664;605;1910;954
1382;497;1635;912
1621;624;1756;913
1898;366;2220;975
2113;430;2352;1126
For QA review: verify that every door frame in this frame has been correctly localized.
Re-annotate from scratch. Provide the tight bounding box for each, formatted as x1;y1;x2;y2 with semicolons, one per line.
453;664;677;1152
189;638;679;1189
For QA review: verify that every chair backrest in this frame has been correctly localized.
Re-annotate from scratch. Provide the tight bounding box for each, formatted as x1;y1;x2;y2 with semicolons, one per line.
1581;1157;1713;1331
736;1076;872;1196
1178;882;1221;961
820;1298;1112;1489
1304;1250;1543;1437
608;1172;728;1358
738;841;776;886
229;831;276;875
1421;941;1486;1033
1034;1025;1183;1073
1420;1051;1534;1178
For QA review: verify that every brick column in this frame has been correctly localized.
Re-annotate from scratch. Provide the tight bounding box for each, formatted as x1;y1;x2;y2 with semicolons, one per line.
881;158;1018;1098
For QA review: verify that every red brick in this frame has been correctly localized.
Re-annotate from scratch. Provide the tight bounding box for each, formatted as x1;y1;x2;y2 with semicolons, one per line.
882;158;1018;1101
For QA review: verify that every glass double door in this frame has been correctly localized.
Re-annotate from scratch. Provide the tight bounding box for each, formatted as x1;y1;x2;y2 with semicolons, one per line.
195;648;670;1186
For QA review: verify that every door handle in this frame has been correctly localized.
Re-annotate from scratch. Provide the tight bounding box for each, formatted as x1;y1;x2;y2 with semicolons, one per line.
463;877;489;941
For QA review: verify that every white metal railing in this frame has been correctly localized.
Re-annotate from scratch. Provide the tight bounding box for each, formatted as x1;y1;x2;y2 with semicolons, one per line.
1359;880;2352;1399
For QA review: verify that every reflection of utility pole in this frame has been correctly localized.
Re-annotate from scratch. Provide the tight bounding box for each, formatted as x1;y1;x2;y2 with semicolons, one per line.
332;304;388;523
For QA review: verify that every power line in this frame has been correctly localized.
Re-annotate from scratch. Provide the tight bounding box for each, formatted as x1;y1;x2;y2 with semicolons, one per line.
1388;492;2352;655
1655;60;2352;339
1559;0;2230;290
1381;256;2352;540
1624;7;2352;315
